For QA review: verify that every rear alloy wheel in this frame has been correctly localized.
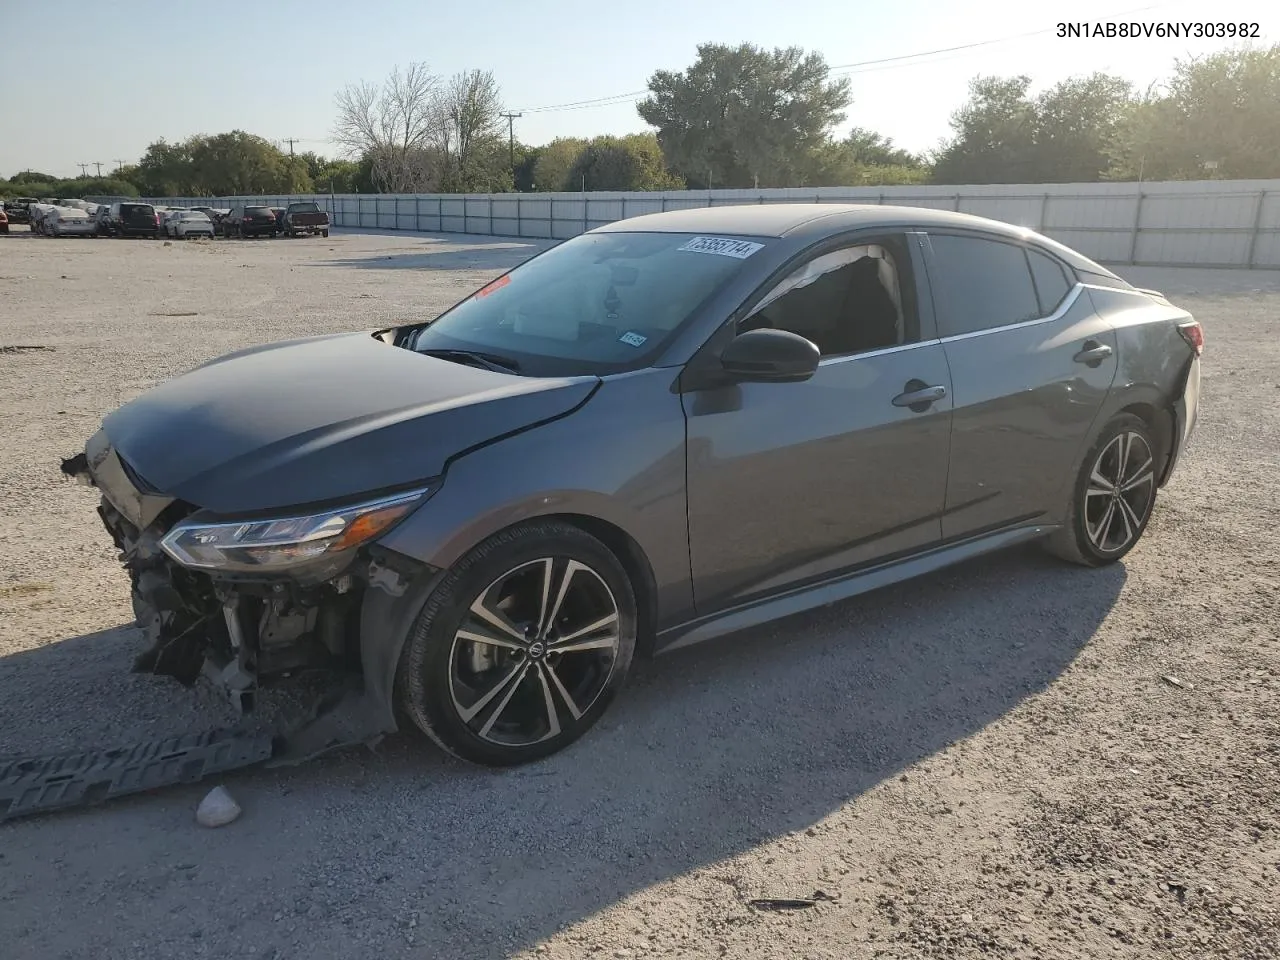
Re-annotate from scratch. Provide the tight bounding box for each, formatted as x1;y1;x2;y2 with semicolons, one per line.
1046;413;1159;566
397;521;636;765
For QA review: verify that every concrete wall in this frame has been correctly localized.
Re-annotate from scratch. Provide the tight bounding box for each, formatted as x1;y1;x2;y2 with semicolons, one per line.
151;179;1280;268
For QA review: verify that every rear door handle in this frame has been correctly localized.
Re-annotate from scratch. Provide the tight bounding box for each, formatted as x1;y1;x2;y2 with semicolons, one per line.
892;382;947;411
1074;341;1113;366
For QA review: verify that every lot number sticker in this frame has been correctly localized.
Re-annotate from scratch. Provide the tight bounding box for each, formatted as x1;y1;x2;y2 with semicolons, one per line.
676;236;765;259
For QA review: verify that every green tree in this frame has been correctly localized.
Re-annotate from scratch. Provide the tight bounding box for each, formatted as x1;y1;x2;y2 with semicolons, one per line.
638;43;851;188
931;75;1037;184
188;131;308;194
59;176;140;197
842;128;922;168
1110;45;1280;180
136;139;196;195
313;157;362;192
8;170;59;186
531;137;587;191
1031;73;1133;182
513;143;541;192
567;133;684;191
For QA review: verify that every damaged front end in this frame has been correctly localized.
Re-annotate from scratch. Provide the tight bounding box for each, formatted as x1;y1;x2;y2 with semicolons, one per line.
62;432;432;748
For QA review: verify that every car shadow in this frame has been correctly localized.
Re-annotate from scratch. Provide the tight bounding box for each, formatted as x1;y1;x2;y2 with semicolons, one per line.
0;544;1124;958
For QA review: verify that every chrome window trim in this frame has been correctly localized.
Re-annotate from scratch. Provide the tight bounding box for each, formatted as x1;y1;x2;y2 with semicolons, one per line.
937;283;1085;344
817;338;942;367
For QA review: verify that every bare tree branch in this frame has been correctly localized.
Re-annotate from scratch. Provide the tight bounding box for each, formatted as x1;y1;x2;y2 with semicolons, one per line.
333;62;442;191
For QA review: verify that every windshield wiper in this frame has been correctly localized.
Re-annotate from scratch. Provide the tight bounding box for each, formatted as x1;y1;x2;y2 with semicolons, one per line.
418;348;521;374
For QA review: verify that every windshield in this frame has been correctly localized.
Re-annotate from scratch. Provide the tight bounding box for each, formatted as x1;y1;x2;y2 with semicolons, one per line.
288;202;320;213
412;231;761;376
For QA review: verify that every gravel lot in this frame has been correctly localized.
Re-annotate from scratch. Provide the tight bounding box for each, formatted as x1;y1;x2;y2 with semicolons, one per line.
1;227;1277;960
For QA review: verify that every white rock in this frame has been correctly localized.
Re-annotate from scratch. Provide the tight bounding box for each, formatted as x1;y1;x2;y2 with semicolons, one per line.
196;786;241;827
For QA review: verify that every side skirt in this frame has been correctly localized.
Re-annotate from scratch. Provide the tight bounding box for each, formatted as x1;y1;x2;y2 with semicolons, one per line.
655;523;1059;654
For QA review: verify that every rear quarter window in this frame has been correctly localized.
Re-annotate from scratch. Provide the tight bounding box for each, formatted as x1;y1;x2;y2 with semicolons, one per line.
1027;249;1073;314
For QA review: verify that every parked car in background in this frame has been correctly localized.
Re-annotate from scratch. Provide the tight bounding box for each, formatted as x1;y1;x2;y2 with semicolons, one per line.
166;210;215;239
281;200;330;237
224;205;277;239
47;207;97;237
0;208;8;234
208;209;231;236
160;209;188;235
28;203;57;235
94;205;113;237
4;198;36;224
104;201;160;238
61;205;1202;766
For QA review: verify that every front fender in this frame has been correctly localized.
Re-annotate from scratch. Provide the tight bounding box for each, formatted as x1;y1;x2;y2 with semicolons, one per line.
375;367;695;630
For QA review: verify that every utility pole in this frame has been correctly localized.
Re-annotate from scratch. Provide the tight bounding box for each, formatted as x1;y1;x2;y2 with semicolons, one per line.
113;159;128;173
77;163;89;177
499;112;522;185
93;161;104;177
283;138;298;157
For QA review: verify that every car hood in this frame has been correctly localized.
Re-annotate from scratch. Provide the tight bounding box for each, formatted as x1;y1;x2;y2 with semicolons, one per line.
99;333;597;515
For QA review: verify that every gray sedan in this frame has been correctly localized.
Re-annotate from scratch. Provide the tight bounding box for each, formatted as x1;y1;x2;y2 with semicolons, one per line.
66;204;1202;766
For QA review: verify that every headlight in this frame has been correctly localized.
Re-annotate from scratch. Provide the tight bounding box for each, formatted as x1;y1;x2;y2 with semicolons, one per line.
159;488;430;572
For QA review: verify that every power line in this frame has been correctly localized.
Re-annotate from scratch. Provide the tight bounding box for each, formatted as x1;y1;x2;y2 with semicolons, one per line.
513;2;1181;115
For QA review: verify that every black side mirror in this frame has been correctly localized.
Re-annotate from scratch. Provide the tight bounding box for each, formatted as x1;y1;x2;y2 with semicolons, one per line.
720;328;821;383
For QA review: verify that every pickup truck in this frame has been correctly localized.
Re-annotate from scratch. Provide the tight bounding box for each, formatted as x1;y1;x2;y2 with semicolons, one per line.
281;201;330;237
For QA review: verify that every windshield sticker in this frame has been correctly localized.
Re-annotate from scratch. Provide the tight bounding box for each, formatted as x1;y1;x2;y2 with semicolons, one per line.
474;274;511;298
676;236;765;259
618;331;648;347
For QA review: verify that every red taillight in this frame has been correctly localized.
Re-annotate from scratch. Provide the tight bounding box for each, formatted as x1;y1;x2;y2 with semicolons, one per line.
153;214;160;225
1177;320;1204;356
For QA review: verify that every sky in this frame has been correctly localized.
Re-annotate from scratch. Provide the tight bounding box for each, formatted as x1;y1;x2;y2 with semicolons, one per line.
0;0;1273;178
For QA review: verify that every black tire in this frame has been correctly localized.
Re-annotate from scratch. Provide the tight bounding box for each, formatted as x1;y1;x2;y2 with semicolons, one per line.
321;229;329;237
1045;413;1159;566
396;520;637;766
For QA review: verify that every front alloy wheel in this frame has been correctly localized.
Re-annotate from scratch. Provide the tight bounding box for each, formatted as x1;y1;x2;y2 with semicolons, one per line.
397;521;636;765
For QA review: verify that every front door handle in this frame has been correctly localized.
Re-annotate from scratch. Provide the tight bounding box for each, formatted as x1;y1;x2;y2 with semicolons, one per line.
892;381;947;412
1074;341;1113;366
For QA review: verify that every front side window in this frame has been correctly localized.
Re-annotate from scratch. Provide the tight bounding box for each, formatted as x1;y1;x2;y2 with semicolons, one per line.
738;237;914;357
928;234;1041;337
413;231;758;376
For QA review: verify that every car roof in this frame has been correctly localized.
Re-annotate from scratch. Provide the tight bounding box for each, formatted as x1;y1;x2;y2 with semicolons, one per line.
595;203;1039;240
593;203;1121;278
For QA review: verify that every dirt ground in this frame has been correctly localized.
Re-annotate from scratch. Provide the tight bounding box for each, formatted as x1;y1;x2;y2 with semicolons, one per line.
0;227;1277;960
